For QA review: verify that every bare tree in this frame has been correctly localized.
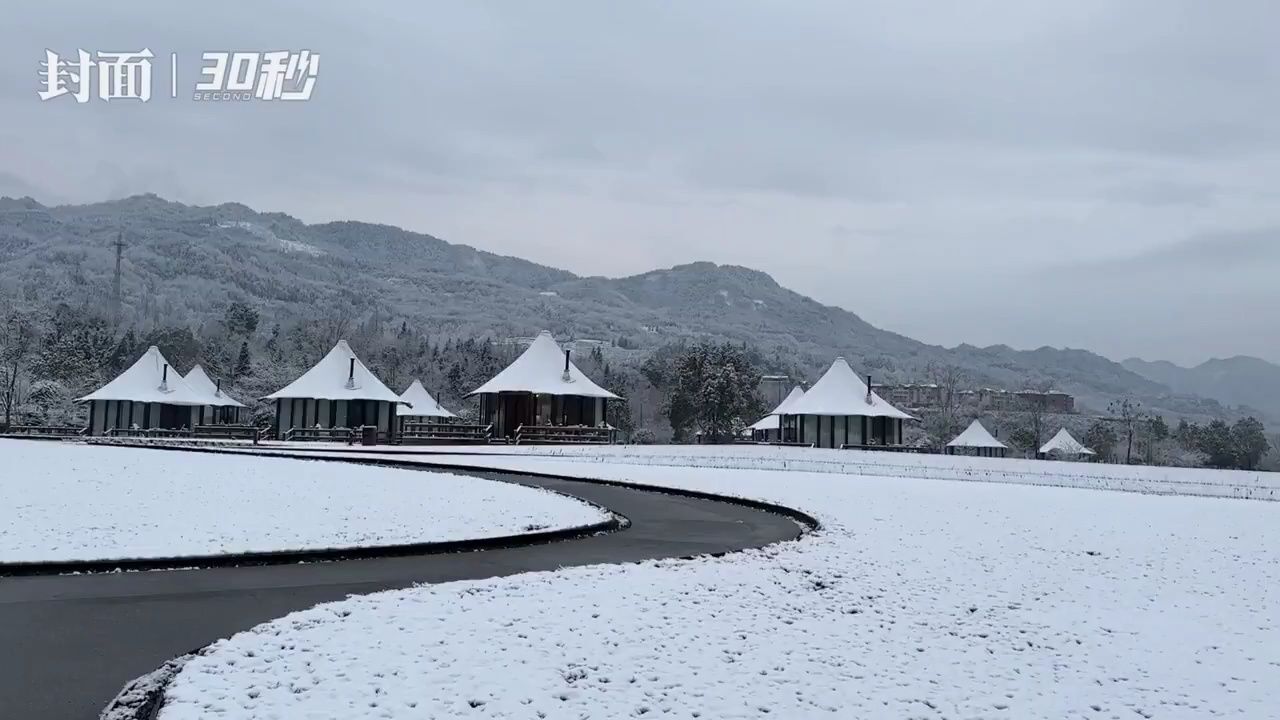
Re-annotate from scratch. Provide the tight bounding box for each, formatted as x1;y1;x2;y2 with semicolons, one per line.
924;361;967;448
0;312;38;429
1108;398;1145;464
1009;378;1054;452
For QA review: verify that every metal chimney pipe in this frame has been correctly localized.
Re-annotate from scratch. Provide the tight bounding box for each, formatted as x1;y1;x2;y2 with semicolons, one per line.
564;350;570;373
348;358;355;381
215;378;222;395
866;375;873;403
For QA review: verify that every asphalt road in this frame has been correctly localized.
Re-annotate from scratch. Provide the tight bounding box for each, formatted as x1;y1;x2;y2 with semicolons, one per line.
0;463;805;720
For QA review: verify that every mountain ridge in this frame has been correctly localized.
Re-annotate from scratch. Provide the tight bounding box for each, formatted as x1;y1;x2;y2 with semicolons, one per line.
0;194;1271;424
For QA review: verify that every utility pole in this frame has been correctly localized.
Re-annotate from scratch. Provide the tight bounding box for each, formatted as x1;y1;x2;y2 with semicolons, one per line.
111;232;125;326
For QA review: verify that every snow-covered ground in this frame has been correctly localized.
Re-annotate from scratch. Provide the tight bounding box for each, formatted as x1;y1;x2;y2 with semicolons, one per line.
0;440;609;564
159;454;1280;719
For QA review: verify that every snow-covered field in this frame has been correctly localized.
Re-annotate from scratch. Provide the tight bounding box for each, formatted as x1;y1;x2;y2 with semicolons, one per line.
0;440;609;564
159;454;1280;719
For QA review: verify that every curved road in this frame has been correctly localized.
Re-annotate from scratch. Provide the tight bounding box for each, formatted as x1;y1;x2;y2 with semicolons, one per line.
0;463;805;720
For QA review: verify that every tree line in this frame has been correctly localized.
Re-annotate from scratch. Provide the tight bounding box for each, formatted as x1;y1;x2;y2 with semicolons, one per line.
1;301;1274;471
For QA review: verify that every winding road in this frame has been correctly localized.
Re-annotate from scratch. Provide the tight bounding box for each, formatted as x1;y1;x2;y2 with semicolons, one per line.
0;458;807;720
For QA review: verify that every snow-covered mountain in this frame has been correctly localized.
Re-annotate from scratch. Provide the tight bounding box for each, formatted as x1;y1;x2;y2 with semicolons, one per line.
0;194;1265;422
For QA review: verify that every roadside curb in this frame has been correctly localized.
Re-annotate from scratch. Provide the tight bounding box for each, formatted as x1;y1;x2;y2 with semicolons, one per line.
0;449;625;577
91;443;819;720
118;441;823;536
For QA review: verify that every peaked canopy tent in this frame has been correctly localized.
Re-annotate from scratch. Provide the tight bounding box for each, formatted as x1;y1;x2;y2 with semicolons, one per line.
184;364;248;425
469;331;619;439
945;419;1008;458
78;346;208;435
396;379;456;431
749;386;806;442
265;340;403;439
1039;428;1096;460
781;357;914;449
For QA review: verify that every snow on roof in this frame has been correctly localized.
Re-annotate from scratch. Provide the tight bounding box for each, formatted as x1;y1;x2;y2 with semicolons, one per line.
397;379;456;418
77;346;209;406
946;419;1008;449
264;340;402;402
749;386;806;431
783;357;914;419
469;331;620;399
183;364;247;408
1039;428;1095;455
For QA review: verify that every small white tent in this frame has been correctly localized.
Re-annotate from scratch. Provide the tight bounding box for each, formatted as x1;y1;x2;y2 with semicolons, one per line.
79;346;207;435
749;386;805;441
1039;428;1095;459
782;357;913;449
397;380;456;419
265;340;402;438
470;331;618;439
945;419;1008;457
184;364;247;425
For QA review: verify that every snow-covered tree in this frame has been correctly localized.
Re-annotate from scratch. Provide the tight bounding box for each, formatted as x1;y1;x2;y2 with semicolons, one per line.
664;342;763;443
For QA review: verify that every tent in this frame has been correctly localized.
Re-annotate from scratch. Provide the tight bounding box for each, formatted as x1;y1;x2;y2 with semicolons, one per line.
782;357;913;449
184;363;248;425
265;339;402;438
945;419;1008;457
470;331;618;439
79;346;207;435
1039;428;1095;459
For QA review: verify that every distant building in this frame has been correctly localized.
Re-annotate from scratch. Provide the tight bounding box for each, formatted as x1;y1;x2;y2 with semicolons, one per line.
878;383;1075;414
781;357;914;449
1014;390;1074;414
748;386;805;442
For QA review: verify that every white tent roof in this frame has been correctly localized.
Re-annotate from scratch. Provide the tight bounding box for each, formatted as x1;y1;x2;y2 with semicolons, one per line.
1039;428;1095;455
183;364;247;408
783;357;914;419
947;419;1007;449
397;379;456;418
749;386;805;431
264;340;402;402
469;331;620;399
77;346;208;406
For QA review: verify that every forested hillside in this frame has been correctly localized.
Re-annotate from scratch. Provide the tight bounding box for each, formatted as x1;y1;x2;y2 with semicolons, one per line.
0;194;1269;432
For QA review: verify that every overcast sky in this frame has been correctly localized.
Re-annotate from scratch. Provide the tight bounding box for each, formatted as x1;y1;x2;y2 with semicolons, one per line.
2;1;1278;365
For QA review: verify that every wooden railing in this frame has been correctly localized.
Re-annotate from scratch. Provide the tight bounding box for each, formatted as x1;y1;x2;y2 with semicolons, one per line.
514;424;611;445
283;427;353;443
101;427;192;438
1;425;86;437
193;424;265;441
399;421;492;444
839;443;931;453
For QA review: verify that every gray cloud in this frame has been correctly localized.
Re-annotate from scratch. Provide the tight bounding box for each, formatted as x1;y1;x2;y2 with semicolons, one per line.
1;0;1278;364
